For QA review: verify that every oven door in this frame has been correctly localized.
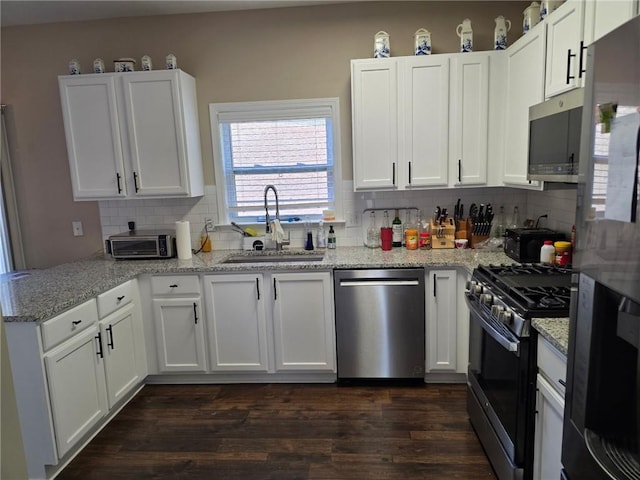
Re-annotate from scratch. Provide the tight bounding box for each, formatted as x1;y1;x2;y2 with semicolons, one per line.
466;293;533;468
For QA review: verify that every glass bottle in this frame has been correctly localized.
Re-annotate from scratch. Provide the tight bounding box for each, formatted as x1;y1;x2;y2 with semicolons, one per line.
392;209;402;247
366;211;380;248
404;212;418;250
510;206;521;229
491;205;506;238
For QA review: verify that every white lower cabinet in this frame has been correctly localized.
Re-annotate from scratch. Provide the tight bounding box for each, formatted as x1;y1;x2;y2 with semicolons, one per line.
204;273;269;371
151;275;206;373
99;303;142;408
272;272;335;371
426;270;457;372
44;323;108;459
533;335;567;480
204;271;335;374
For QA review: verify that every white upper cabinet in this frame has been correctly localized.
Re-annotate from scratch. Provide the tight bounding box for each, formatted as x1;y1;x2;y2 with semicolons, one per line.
583;0;638;45
503;24;545;189
59;70;204;200
351;59;398;190
545;0;638;98
545;0;586;98
352;53;498;191
449;54;490;186
400;55;450;188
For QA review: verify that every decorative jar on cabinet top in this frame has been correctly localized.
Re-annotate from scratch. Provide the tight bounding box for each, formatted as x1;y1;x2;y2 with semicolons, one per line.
374;31;390;58
456;19;473;52
523;2;540;33
414;28;432;55
494;16;511;50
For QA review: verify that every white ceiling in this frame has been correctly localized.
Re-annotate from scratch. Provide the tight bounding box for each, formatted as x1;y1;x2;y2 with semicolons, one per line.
1;0;373;27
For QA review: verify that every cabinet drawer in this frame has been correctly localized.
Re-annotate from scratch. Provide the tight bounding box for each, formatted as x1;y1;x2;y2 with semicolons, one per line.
537;335;567;396
97;280;133;318
41;299;99;351
151;275;200;296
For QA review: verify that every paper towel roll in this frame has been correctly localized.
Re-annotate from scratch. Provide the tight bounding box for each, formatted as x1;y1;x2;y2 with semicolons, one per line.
175;221;192;259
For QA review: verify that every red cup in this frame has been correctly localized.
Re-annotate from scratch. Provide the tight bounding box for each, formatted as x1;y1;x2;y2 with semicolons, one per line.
380;227;393;251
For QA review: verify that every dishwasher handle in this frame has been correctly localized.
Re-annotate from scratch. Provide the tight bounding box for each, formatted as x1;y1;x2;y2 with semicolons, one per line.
339;279;420;287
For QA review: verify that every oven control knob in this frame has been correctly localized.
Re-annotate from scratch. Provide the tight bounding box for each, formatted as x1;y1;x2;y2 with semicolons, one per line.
490;305;504;316
480;293;493;305
498;310;513;325
465;280;476;291
472;284;484;295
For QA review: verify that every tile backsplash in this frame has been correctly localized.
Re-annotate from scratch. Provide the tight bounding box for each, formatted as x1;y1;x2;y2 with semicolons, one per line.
99;183;575;251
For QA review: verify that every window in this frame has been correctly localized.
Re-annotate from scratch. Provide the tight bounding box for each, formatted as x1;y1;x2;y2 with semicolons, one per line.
210;98;341;224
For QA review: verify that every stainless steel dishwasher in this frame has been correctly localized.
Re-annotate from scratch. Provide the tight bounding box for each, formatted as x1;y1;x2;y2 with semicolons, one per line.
334;268;425;381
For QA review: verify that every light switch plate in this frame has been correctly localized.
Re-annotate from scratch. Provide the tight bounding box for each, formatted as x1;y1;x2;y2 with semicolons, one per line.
72;221;83;236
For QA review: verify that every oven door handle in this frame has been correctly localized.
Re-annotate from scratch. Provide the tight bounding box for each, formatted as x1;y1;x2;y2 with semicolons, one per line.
467;295;520;355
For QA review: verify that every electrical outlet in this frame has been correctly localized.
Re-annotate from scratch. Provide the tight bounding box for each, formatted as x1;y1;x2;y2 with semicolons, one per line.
204;218;214;231
345;210;360;227
72;221;83;236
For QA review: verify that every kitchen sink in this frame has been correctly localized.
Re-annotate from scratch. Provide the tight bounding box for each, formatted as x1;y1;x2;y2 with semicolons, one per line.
221;253;325;264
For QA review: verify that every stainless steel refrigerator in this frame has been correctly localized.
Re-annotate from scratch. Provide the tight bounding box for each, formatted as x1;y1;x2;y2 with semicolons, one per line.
562;16;640;480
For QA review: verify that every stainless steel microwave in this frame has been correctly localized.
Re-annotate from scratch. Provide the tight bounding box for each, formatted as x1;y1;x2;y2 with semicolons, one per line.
106;230;175;259
528;88;584;183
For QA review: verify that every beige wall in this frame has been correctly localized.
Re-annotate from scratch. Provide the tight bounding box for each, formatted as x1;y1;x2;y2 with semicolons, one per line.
1;1;528;268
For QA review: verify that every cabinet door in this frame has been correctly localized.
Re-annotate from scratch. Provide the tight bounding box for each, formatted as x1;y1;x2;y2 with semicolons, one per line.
351;59;398;190
272;272;335;372
401;56;450;188
449;54;489;186
426;270;457;372
545;0;585;98
153;297;206;372
503;26;545;188
583;0;638;45
120;71;190;197
204;274;269;372
58;75;127;199
44;325;108;458
100;303;141;409
533;374;565;480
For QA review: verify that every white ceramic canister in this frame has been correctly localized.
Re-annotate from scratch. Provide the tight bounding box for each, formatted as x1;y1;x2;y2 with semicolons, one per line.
374;31;390;58
166;53;177;70
540;0;563;21
494;16;512;50
523;2;541;33
414;28;432;55
456;19;473;53
93;58;105;74
68;59;81;75
141;55;153;71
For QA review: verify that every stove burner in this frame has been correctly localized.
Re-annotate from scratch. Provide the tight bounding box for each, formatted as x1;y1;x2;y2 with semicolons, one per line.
540;296;568;308
482;263;572;277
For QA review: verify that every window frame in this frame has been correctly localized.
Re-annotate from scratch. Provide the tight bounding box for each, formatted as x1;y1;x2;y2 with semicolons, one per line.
209;98;342;226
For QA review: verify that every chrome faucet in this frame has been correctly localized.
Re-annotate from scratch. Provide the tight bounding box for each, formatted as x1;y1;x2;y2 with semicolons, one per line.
264;185;289;250
264;184;280;234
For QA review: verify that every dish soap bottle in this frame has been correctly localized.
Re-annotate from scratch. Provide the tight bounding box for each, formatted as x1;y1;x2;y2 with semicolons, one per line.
327;225;336;249
317;220;326;249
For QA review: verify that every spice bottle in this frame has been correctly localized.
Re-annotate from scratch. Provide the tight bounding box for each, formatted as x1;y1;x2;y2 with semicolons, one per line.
540;240;555;264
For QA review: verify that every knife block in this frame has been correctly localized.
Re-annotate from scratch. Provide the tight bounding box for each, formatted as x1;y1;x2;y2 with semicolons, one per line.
465;218;489;248
430;219;455;249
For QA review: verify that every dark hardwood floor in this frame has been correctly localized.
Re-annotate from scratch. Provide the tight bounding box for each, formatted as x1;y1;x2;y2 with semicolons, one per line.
58;383;496;480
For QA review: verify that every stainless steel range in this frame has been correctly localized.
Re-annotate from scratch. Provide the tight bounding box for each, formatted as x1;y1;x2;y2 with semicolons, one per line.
465;263;571;480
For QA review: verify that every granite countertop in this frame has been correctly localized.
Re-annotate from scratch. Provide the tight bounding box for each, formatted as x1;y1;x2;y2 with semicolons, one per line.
532;317;570;356
1;246;512;323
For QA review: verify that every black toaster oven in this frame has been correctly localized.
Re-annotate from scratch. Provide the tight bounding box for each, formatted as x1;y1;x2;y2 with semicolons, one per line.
504;228;565;263
106;229;176;259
